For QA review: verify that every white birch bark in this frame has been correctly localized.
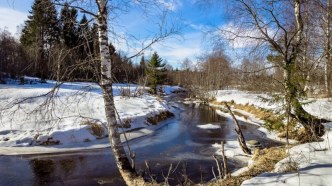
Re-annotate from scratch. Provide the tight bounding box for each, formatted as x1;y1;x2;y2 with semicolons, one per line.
95;0;146;185
324;0;331;96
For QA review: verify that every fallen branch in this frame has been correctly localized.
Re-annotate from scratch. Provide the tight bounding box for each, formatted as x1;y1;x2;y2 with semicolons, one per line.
224;102;252;155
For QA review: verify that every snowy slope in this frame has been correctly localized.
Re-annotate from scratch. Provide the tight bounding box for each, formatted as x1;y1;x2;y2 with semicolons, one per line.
212;90;332;186
0;78;174;149
242;122;332;186
214;90;332;120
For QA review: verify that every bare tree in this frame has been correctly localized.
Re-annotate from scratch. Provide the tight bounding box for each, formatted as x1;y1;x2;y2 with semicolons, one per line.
217;0;326;137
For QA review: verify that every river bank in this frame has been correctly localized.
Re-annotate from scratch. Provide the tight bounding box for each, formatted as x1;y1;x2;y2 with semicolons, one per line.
0;79;182;155
204;89;332;186
0;98;278;185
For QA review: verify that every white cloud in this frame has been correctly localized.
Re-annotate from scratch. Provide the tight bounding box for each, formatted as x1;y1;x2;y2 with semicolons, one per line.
219;22;266;49
0;7;27;35
112;31;204;68
150;32;203;67
157;0;182;11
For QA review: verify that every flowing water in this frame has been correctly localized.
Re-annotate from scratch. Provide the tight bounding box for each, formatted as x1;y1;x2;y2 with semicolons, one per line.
0;102;282;185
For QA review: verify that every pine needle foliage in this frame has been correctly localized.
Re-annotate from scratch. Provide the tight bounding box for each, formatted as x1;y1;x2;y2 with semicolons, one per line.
146;52;166;94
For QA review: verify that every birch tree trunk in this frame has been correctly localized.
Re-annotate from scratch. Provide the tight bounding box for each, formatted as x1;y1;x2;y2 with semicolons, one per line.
324;0;331;97
95;0;146;185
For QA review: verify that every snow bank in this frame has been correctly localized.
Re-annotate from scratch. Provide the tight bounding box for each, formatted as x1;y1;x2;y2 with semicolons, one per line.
213;90;279;110
242;122;332;186
212;90;332;186
214;89;332;120
0;80;173;151
210;90;332;184
212;141;248;159
162;85;185;95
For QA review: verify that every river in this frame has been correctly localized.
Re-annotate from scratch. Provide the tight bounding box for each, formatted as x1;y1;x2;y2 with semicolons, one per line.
0;102;282;185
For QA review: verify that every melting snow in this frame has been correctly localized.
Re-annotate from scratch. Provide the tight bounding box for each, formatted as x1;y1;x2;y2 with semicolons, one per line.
197;124;221;129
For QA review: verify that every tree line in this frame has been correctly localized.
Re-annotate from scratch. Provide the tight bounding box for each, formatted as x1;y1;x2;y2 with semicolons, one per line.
0;0;168;88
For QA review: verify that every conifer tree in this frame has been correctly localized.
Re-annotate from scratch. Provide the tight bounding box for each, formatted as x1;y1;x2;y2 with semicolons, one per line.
77;15;90;59
146;52;166;94
139;55;146;77
60;3;78;48
20;0;60;80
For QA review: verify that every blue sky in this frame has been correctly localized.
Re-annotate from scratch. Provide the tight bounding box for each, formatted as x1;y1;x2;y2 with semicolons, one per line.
0;0;230;68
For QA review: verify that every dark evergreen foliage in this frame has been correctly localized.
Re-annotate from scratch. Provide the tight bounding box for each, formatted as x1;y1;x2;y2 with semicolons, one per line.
20;0;60;79
0;29;27;82
60;3;78;48
146;52;166;94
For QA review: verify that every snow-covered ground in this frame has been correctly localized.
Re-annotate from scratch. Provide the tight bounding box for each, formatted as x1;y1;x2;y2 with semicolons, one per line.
2;83;332;185
211;89;332;186
242;122;332;186
213;90;332;120
0;77;180;154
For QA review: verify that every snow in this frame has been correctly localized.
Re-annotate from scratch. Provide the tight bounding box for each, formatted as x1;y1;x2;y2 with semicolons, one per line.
0;78;176;153
212;90;280;110
163;85;185;95
213;89;332;120
212;141;249;159
2;82;332;185
197;123;221;129
211;89;332;186
242;122;332;186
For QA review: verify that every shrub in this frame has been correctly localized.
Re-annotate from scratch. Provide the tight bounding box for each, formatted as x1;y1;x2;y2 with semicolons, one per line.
82;120;105;138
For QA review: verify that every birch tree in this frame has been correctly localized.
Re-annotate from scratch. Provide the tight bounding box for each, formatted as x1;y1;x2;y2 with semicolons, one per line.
94;1;141;184
218;0;326;137
50;0;179;184
322;0;332;97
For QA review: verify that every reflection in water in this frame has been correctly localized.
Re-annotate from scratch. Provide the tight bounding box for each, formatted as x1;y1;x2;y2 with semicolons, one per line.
30;159;56;185
60;159;76;176
0;103;282;185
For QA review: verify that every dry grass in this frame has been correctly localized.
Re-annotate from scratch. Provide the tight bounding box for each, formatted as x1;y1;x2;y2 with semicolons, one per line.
212;101;317;143
201;101;297;186
278;127;322;143
211;101;286;132
119;119;132;128
232;110;248;120
307;92;330;99
233;103;284;131
81;120;105;138
203;147;287;186
146;111;174;125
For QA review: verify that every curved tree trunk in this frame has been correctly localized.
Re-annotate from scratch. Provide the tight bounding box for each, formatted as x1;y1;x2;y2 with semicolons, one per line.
224;102;251;155
284;63;325;137
284;0;325;138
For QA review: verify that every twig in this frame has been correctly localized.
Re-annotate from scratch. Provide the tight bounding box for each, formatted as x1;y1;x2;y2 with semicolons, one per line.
213;155;222;180
221;141;229;179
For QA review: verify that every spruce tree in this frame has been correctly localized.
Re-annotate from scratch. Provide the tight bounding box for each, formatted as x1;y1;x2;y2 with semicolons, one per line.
146;52;166;94
60;3;78;48
20;0;60;80
139;55;146;77
77;14;90;59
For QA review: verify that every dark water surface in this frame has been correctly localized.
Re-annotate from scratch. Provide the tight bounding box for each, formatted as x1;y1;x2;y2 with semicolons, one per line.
0;103;281;186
